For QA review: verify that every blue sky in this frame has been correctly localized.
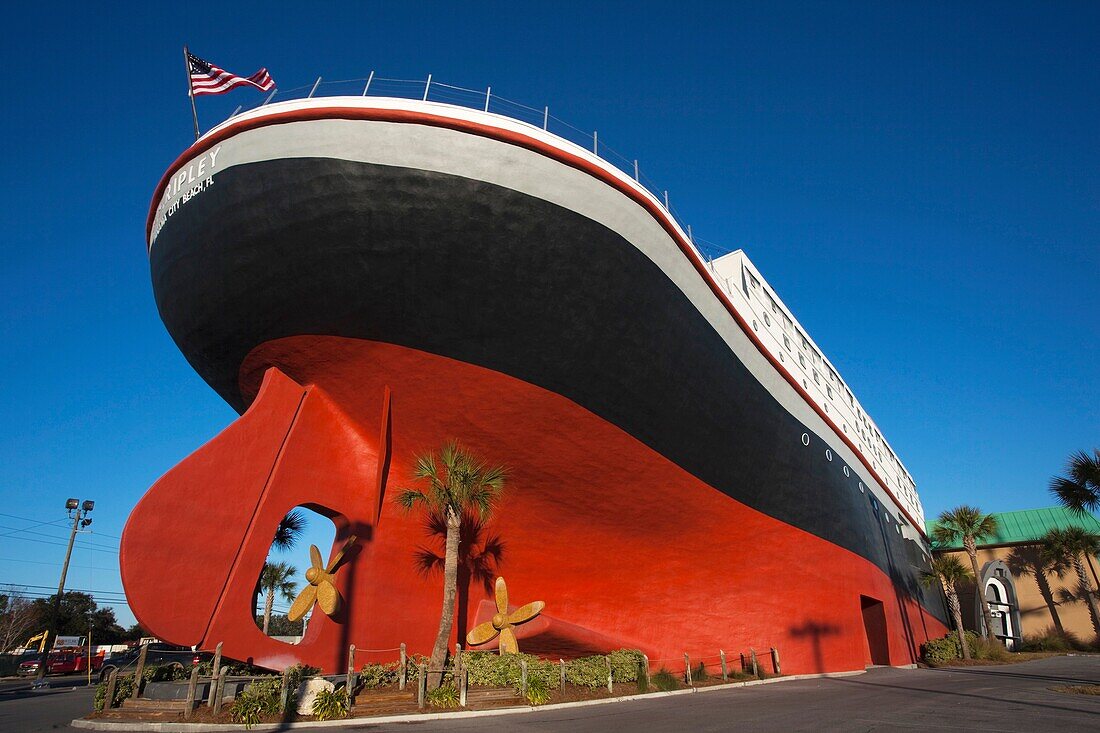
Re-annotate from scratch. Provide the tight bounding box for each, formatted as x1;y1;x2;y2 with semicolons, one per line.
0;2;1096;627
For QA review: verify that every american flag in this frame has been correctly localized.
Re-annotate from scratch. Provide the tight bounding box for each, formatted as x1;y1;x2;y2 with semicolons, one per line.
188;52;275;96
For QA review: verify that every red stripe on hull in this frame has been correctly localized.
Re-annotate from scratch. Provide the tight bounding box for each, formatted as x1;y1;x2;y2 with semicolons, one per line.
121;337;945;674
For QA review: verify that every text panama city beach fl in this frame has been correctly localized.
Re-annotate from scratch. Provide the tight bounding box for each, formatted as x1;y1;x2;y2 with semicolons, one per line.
150;145;221;245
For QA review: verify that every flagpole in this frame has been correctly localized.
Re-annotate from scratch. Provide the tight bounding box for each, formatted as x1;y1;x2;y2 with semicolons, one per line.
183;45;200;140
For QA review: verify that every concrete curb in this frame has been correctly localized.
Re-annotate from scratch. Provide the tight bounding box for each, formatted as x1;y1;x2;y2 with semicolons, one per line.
71;669;867;731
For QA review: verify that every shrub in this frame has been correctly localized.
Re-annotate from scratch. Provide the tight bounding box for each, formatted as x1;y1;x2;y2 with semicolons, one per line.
229;677;282;729
921;631;981;666
564;655;610;688
427;684;460;708
144;663;189;683
285;663;321;693
524;675;551;705
358;662;399;688
463;652;555;688
311;687;349;720
606;649;644;683
970;637;1012;662
93;674;135;711
1020;628;1088;653
651;668;679;692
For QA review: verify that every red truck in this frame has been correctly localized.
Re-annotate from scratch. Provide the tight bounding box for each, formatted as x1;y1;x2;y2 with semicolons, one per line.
18;648;104;676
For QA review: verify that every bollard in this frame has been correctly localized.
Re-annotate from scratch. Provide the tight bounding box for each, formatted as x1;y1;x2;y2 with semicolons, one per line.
399;643;408;690
642;654;650;690
207;642;223;707
212;668;228;715
559;659;566;693
771;647;781;676
750;648;759;677
520;659;528;696
460;668;468;707
720;650;728;682
417;663;427;709
131;642;149;698
346;644;357;702
279;670;290;713
184;666;200;720
102;669;119;710
684;654;692;686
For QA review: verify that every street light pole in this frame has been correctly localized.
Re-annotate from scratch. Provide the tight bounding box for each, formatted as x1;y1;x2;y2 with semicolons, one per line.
34;498;93;688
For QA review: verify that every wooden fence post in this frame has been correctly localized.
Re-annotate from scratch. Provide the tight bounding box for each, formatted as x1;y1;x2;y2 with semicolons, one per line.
102;669;118;710
183;665;200;720
346;644;357;701
131;642;149;698
641;654;650;690
605;655;613;693
455;642;462;677
417;663;426;709
212;668;228;715
399;643;408;690
750;648;758;677
720;650;728;682
206;641;223;706
740;652;746;672
559;659;566;693
771;647;781;675
684;654;692;686
460;668;468;707
520;659;528;697
279;670;290;713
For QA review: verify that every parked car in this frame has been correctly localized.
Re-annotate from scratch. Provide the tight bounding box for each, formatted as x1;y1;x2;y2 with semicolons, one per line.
18;649;103;676
98;643;210;682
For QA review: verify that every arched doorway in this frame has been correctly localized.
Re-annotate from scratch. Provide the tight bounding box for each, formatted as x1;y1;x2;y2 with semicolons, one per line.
980;562;1021;650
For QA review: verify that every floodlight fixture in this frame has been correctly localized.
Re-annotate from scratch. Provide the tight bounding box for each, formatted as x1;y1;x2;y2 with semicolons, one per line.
82;500;95;512
65;498;79;510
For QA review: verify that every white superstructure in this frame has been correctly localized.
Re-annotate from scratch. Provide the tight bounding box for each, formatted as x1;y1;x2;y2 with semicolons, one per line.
710;250;924;527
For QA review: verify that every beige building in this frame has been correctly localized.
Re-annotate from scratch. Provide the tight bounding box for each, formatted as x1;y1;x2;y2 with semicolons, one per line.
927;506;1100;649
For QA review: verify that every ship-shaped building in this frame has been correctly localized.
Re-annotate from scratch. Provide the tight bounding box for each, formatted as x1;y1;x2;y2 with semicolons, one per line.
122;89;948;674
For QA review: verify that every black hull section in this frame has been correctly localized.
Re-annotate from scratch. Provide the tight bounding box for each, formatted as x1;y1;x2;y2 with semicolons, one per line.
151;157;947;623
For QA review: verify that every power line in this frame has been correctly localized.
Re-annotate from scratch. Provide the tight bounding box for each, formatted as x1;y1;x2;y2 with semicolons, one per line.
0;533;118;555
0;556;116;572
0;517;71;539
0;524;119;550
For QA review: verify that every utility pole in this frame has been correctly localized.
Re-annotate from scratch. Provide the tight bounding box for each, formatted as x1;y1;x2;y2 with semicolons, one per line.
33;498;93;689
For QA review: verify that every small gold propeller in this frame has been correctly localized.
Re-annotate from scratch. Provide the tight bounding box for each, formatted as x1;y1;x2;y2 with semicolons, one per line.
287;535;356;622
466;577;544;654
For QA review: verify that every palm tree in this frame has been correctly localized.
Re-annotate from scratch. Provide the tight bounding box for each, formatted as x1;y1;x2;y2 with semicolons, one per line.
922;555;973;659
273;510;306;551
932;506;999;641
1041;527;1100;636
397;441;507;689
259;561;298;636
1006;546;1066;634
1049;449;1100;516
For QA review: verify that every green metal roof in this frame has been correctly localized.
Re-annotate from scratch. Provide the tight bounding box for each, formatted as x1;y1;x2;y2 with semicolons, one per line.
925;506;1100;549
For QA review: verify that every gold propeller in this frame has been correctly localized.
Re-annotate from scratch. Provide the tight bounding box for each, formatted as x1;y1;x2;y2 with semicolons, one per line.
466;577;544;654
287;535;357;622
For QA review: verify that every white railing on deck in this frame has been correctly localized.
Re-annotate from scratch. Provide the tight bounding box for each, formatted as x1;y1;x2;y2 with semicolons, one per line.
220;73;736;264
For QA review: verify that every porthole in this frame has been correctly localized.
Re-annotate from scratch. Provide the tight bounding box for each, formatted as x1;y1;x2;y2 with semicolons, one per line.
896;524;901;534
780;353;785;362
803;380;808;389
752;320;758;331
843;466;850;477
764;313;771;327
801;433;810;446
824;403;829;413
825;449;833;461
858;482;865;493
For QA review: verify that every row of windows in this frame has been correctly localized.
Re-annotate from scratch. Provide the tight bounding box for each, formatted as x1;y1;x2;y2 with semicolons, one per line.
745;266;914;495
